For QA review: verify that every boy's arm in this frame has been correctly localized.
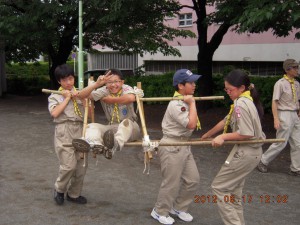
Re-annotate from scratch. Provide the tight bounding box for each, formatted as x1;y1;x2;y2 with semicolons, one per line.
182;95;197;129
76;73;111;99
212;132;253;147
186;99;198;129
101;93;136;104
272;100;280;130
50;91;72;118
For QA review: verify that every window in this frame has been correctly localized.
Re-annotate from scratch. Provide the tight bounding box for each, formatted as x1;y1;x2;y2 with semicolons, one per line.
179;13;193;27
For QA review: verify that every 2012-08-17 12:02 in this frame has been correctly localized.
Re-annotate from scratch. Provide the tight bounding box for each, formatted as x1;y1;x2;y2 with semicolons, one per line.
194;194;288;204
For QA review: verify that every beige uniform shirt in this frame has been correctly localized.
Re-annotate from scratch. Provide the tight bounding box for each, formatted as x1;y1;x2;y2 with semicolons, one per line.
230;97;265;147
91;84;138;124
162;100;193;138
48;94;84;123
273;77;300;111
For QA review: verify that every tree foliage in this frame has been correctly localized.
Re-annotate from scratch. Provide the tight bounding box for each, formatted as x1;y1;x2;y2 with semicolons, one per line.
181;0;299;110
0;0;195;88
1;0;299;93
236;0;300;39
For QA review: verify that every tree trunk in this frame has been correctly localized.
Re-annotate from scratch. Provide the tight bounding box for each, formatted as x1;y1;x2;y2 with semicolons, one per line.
194;2;214;111
48;37;74;89
196;51;214;111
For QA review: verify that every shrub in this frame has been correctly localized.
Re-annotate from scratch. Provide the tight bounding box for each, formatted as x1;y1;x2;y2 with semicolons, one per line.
5;62;281;112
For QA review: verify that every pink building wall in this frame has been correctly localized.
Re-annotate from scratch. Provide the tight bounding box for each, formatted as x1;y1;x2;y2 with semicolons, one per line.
165;1;300;46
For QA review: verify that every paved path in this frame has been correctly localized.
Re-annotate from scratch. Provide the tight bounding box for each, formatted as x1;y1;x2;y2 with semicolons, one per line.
0;95;299;225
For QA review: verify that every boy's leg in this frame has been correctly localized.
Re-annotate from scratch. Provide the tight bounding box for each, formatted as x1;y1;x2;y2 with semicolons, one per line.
54;123;83;204
115;119;136;149
72;123;110;154
260;111;291;167
66;123;89;204
103;119;140;159
54;123;78;194
212;147;261;225
289;114;300;173
67;151;88;199
173;148;200;212
154;145;183;216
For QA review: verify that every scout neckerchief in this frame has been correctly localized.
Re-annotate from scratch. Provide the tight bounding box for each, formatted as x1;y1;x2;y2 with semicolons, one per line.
283;74;297;102
58;86;82;117
173;91;201;130
110;89;122;124
223;90;253;134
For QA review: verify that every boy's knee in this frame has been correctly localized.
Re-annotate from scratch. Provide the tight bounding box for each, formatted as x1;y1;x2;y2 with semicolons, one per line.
211;180;219;192
188;175;200;190
122;119;130;127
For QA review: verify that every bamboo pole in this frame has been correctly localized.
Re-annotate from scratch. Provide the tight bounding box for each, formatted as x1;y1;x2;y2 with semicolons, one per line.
42;89;61;95
42;89;224;102
87;76;97;158
88;77;95;123
82;98;89;167
124;138;285;146
140;96;224;101
63;138;285;148
136;82;153;160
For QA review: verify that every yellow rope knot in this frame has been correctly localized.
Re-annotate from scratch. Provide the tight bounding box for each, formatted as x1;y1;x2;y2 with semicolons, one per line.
110;89;123;124
284;74;296;102
223;91;253;134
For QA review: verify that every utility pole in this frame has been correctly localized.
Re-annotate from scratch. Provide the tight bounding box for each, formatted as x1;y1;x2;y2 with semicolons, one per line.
78;0;84;89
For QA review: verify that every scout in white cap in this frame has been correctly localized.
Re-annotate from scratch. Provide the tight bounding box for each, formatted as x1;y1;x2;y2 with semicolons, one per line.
258;58;300;176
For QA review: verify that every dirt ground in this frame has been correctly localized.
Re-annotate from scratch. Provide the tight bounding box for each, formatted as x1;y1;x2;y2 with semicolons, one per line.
0;94;299;225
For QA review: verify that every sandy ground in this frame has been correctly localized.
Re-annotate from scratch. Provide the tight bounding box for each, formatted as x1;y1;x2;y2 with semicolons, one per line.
0;94;299;225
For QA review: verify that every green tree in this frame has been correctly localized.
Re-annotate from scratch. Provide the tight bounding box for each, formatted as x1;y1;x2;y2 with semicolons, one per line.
237;0;300;38
181;0;299;109
0;0;194;88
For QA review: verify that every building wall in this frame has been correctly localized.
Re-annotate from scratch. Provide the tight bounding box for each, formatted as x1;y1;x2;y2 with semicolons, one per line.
141;43;300;63
87;51;138;73
140;1;300;75
91;1;300;75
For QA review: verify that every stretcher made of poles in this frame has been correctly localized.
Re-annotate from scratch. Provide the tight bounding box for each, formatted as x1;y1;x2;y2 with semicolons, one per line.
42;81;284;151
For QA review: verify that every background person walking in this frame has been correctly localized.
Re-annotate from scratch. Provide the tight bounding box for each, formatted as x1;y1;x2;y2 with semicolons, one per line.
257;59;300;176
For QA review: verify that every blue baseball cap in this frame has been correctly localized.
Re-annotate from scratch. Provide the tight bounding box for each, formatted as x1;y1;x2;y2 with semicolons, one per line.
173;69;201;86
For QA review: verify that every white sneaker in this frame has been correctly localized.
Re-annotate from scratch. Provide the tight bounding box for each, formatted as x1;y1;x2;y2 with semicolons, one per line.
151;208;175;225
170;208;193;222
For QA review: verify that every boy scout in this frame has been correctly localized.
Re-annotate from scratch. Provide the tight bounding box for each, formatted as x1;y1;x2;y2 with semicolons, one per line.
201;69;265;225
151;69;201;225
257;59;300;175
72;69;142;159
48;64;88;205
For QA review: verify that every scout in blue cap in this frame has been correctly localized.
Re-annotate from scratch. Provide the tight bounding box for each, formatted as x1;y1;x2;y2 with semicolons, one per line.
151;69;201;224
173;69;201;86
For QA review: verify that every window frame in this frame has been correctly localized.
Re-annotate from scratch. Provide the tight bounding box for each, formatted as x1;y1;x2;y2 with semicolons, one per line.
178;13;193;27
